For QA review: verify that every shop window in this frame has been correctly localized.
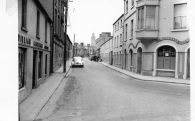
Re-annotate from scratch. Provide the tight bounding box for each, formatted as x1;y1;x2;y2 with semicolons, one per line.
157;46;176;70
137;7;144;30
146;6;155;29
38;51;42;79
19;48;26;89
174;4;187;29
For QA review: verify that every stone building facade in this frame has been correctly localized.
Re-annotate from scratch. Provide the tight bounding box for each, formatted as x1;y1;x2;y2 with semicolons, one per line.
122;0;189;79
18;0;52;103
113;14;124;68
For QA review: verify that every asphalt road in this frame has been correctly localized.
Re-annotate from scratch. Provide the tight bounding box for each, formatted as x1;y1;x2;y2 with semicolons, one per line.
40;58;190;121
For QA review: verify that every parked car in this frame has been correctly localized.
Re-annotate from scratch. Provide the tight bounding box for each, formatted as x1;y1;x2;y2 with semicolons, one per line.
90;55;97;61
71;56;84;67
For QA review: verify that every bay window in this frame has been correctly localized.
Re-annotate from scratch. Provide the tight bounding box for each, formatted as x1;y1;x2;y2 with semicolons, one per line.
137;7;144;30
146;6;155;29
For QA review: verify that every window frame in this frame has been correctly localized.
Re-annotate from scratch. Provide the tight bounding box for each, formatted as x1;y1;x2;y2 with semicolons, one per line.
45;20;47;43
174;3;187;30
21;0;28;32
36;10;40;39
131;19;133;38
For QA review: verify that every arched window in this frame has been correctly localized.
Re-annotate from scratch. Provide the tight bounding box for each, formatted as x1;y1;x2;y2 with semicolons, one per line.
157;46;176;70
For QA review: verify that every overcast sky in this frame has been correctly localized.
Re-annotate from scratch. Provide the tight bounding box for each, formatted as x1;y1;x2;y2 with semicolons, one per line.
67;0;124;45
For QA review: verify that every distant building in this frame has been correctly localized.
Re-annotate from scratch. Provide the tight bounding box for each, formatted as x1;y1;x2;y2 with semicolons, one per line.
113;14;124;68
95;32;112;57
73;42;88;57
91;32;96;46
18;0;52;103
100;37;113;64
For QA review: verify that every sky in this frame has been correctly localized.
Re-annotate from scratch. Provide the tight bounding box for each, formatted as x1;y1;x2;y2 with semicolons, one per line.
67;0;124;45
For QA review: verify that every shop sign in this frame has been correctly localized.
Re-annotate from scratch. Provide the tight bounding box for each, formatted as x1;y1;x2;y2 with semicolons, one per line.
18;34;31;46
33;41;43;49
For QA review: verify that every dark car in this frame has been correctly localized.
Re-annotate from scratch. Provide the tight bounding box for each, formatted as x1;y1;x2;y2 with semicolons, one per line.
90;55;98;61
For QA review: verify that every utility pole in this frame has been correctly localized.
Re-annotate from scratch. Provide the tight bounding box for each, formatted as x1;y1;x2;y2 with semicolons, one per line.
73;34;75;57
63;1;68;73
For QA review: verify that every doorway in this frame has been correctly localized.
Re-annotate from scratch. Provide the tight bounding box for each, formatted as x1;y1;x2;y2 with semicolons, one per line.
187;49;190;78
137;47;142;74
124;49;127;69
32;50;37;89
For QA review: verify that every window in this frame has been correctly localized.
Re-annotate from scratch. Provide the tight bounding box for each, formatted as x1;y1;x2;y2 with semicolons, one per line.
137;7;144;30
19;48;26;89
120;34;122;44
45;20;47;43
36;10;40;38
115;37;116;47
118;22;119;30
117;36;119;47
38;51;42;79
157;46;176;70
126;0;128;13
146;6;155;29
174;4;187;29
131;19;133;38
115;25;116;32
132;0;134;7
45;54;47;75
126;24;128;40
121;20;122;27
21;0;27;31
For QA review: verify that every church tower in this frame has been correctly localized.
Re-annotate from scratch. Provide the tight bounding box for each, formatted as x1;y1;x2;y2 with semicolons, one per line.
91;32;96;46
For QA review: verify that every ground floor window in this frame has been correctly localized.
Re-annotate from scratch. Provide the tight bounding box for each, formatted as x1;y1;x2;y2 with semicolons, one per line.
157;46;176;70
38;51;43;79
19;48;26;89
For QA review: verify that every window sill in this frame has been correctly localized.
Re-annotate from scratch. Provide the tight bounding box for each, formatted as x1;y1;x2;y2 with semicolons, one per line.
171;29;188;32
156;69;175;72
19;87;25;92
130;37;133;40
131;5;134;9
125;11;128;15
36;35;40;39
21;26;28;32
45;40;47;43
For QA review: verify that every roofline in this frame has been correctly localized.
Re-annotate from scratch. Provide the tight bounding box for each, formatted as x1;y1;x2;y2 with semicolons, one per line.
113;14;124;25
33;0;52;22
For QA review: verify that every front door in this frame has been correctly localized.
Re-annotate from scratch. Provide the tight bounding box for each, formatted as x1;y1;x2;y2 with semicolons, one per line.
137;48;142;74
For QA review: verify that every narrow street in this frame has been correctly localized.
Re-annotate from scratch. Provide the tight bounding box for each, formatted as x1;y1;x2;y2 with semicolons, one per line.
37;58;190;121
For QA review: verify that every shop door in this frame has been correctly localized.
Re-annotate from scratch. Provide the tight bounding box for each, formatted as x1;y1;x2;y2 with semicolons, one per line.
187;49;190;78
32;50;37;88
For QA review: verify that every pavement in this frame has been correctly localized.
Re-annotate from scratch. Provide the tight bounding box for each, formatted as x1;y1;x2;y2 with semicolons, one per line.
19;59;72;121
99;62;190;85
